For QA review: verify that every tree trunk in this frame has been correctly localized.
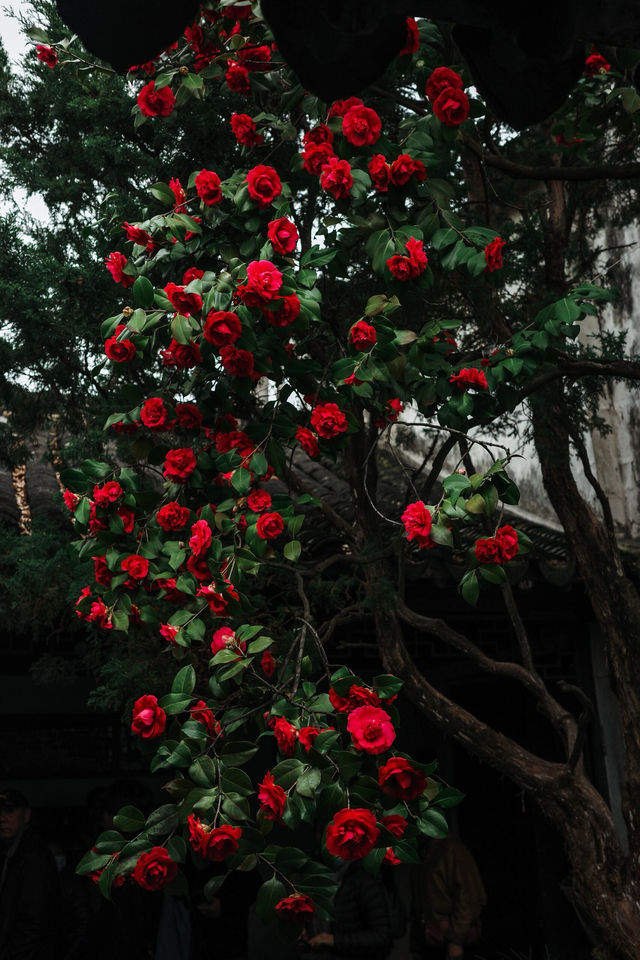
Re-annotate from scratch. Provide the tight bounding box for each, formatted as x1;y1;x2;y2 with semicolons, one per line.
343;423;640;959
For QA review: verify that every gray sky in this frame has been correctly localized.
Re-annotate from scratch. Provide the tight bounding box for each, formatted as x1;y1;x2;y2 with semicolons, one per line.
1;3;51;221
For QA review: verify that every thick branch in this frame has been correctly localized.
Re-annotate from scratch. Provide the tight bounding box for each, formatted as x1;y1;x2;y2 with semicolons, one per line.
397;599;577;757
286;467;355;541
462;134;640;182
517;355;640;404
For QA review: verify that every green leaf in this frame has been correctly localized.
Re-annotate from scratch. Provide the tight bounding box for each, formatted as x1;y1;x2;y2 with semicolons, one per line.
220;741;259;767
172;664;196;696
133;276;155;309
373;674;403;698
478;564;506;584
150;182;176;205
418;808;449;838
621;86;640;114
256;876;287;920
271;758;305;789
554;298;582;323
460;572;479;606
442;474;471;506
283;540;301;562
204;875;227;899
247;636;273;654
145;805;181;839
465;494;485;514
296;767;322;798
231;467;251;495
112;805;145;833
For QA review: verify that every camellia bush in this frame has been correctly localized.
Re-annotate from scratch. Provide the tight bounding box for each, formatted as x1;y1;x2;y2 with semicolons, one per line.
26;0;640;951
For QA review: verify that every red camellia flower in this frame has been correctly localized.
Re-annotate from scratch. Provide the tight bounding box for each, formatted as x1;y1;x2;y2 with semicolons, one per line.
188;817;241;860
189;519;212;557
484;236;506;273
433;87;470;126
210;626;238;656
105;251;134;287
195;169;223;206
238;43;272;71
141;397;169;430
326;808;380;860
121;554;149;580
164;283;203;316
328;96;363;118
159;624;179;646
425;66;464;103
247;489;272;512
36;44;58;68
342;105;382;147
329;684;380;713
137;80;175;117
474;536;502;563
267;217;298;255
302;141;335;176
273;717;298;756
169;177;187;211
401;501;434;549
132;847;177;890
156;501;190;530
310;402;348;439
254;649;274;680
203;310;243;347
368;154;391;192
231;112;264;146
175;403;203;429
131;695;166;739
92;481;123;507
275;894;315;919
449;367;488;391
263;294;300;327
246;165;282;207
220;345;255;378
256;511;284;540
390;153;416;187
63;490;79;511
378;757;427;800
240;260;283;306
387;255;413;281
405;237;428;276
296;426;320;458
381;814;408;837
225;60;250;94
496;524;519;561
183;267;204;285
160;338;202;368
123;221;153;248
387;237;428;280
320;157;353;200
347;705;396;755
399;17;420;55
258;771;286;821
163;448;198;483
303;124;333;146
350;320;377;351
298;726;321;752
584;52;610;77
191;700;220;739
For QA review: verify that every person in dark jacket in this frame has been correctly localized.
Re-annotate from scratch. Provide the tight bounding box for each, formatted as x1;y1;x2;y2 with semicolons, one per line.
0;788;60;960
410;836;486;960
301;861;393;959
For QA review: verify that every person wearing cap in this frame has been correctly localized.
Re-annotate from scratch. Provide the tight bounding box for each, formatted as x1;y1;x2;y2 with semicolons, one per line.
0;788;60;959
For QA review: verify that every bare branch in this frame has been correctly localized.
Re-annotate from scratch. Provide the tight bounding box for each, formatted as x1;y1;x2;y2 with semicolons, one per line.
462;134;640;182
397;599;578;757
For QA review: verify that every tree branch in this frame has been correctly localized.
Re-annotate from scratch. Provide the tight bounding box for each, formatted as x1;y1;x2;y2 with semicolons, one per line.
462;134;640;182
397;599;578;758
